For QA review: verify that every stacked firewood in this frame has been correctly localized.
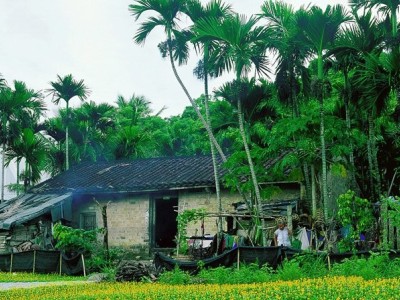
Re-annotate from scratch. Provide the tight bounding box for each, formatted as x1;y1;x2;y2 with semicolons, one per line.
115;260;159;282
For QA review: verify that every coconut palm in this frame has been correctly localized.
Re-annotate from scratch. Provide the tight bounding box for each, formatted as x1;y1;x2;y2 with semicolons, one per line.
47;74;90;170
296;5;351;220
129;0;227;163
193;14;270;245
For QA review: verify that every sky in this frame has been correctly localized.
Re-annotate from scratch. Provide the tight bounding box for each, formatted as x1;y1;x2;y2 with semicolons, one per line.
0;0;350;199
0;0;349;119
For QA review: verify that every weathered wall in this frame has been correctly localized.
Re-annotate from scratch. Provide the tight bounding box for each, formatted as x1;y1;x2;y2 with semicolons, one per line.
178;189;239;237
73;195;150;256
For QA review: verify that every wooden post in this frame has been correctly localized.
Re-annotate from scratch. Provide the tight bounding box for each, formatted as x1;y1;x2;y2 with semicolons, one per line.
327;253;331;271
33;250;36;274
237;248;240;270
382;200;389;249
287;205;293;232
9;253;13;273
81;254;86;277
59;252;62;275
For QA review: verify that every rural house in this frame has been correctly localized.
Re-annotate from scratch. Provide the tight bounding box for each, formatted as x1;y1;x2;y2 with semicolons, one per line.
0;155;302;257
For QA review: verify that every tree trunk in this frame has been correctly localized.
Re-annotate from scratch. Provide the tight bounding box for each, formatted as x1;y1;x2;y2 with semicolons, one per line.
102;205;109;261
165;33;251;207
311;164;317;218
65;102;70;171
343;70;358;193
369;113;381;198
1;145;4;202
237;96;266;246
204;45;223;244
303;162;311;210
16;160;20;197
320;99;329;221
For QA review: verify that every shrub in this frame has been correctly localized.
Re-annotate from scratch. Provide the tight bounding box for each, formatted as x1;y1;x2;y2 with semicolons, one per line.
157;266;191;284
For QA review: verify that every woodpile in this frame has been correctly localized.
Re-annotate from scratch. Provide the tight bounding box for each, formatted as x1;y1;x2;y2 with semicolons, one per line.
115;260;159;282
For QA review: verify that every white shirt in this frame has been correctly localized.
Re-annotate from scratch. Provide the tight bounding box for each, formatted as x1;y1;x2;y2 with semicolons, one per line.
274;227;291;247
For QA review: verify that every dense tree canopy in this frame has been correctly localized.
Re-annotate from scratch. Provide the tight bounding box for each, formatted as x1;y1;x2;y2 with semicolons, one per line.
2;1;400;233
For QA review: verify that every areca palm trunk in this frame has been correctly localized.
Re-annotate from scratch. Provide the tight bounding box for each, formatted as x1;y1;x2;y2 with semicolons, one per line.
368;113;381;197
65;102;70;170
237;92;266;246
303;162;312;210
317;51;329;221
203;46;223;237
1;145;4;202
320;89;329;220
311;164;317;217
166;32;226;163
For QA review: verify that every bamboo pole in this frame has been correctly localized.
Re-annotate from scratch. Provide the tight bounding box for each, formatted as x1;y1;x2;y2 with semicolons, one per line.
33;250;36;274
81;254;86;277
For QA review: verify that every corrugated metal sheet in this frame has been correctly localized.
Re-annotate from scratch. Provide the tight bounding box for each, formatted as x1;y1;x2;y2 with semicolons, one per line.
0;193;72;230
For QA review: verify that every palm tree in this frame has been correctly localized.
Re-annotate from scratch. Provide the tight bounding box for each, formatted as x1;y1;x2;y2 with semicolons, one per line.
6;128;49;192
329;8;385;196
47;74;90;170
296;5;351;220
184;0;233;242
129;0;227;163
0;81;45;201
350;0;399;47
115;94;153;127
72;101;116;162
260;1;316;214
193;14;270;245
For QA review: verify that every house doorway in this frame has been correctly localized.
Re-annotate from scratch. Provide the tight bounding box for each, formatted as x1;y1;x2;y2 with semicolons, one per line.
153;197;178;248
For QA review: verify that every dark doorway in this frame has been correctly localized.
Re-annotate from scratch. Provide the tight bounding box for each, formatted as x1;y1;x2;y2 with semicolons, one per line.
154;197;178;248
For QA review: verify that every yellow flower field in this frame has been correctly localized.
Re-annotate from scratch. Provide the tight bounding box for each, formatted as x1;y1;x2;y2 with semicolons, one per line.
0;276;399;299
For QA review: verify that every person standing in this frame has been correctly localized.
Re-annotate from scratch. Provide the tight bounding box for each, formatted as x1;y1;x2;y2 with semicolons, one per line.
274;220;292;247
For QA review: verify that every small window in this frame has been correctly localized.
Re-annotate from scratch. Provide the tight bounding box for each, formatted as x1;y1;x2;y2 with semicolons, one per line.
80;213;96;231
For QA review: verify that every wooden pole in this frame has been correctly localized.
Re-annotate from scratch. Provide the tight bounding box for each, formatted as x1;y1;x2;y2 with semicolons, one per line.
287;205;293;232
33;250;36;274
237;248;240;270
59;252;62;275
327;253;331;271
9;253;13;273
81;254;86;277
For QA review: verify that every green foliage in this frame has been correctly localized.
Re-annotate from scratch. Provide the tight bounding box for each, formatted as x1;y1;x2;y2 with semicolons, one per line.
337;190;374;251
275;254;328;281
86;246;126;281
384;196;400;227
52;223;100;254
157;266;191;285
330;252;400;279
176;209;206;254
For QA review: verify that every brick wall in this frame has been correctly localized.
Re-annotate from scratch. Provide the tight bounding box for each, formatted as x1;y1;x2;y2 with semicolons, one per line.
74;195;150;253
178;189;239;237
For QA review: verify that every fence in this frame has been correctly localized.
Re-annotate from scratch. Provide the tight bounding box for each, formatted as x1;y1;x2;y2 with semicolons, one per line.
0;250;84;275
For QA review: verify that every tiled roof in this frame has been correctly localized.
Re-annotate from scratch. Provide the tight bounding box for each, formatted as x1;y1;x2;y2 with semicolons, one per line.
30;155;226;194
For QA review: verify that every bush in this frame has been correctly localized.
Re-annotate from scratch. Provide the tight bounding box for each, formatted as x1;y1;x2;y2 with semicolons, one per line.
52;223;99;255
330;252;400;279
157;266;192;284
